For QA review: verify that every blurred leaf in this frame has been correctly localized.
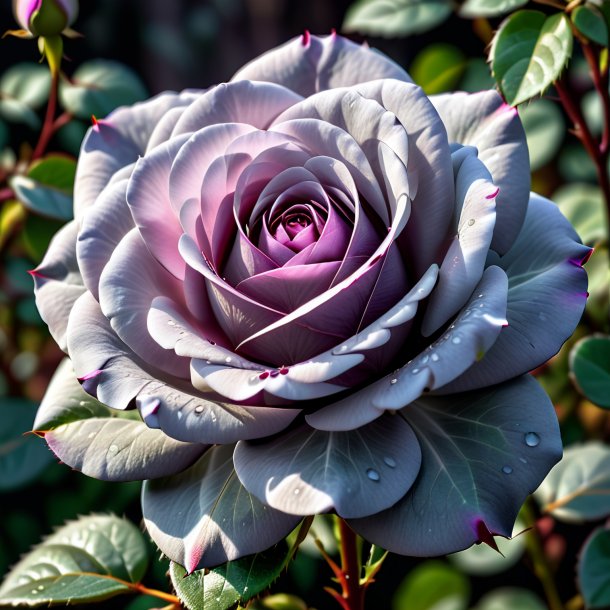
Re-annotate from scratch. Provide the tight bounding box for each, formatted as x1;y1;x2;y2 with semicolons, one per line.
392;560;469;610
572;4;608;46
170;543;290;610
459;58;495;92
0;397;52;491
459;0;527;18
535;442;610;522
250;594;308;610
570;335;610;408
473;588;546;610
0;63;50;129
490;11;573;106
0;199;26;250
578;525;610;609
60;60;147;120
342;0;452;37
519;99;565;170
553;183;605;246
0;118;8;149
9;155;75;222
558;143;604;182
0;515;149;606
28;154;76;191
21;213;65;263
56;119;88;156
583;89;603;137
448;520;526;576
411;44;467;94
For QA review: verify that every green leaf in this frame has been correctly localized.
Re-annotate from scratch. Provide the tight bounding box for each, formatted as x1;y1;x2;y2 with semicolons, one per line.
578;526;610;609
342;0;453;37
410;44;467;95
59;60;148;120
459;58;495;92
584;245;610;327
570;335;610;408
28;154;76;191
459;0;528;19
391;560;469;610
519;99;564;171
583;89;603;136
553;183;606;246
0;515;149;606
535;442;610;522
448;520;526;576
169;543;290;610
21;213;65;263
491;11;573;106
0;63;50;129
0;397;52;491
474;588;546;610
572;4;608;46
8;155;76;222
56;119;89;156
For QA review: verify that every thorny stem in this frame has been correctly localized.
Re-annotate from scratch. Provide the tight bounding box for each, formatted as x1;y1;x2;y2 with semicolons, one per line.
522;500;564;610
337;519;365;610
32;69;59;161
555;73;610;249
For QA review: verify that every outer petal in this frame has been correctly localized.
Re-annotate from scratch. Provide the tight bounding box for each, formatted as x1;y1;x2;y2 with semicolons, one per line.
234;414;421;519
76;178;134;300
32;220;85;352
74;90;200;218
441;194;591;393
349;375;562;555
232;33;412;97
142;444;300;571
431;91;530;254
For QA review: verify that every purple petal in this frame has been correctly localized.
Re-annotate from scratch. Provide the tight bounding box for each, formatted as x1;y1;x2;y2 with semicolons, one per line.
349;375;562;556
32;220;85;352
234;414;421;518
431;91;530;254
232;33;411;97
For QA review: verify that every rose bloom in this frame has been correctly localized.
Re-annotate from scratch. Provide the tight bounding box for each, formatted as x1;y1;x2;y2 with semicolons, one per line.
33;33;589;571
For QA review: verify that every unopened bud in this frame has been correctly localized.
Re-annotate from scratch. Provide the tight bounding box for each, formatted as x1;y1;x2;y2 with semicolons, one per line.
12;0;78;37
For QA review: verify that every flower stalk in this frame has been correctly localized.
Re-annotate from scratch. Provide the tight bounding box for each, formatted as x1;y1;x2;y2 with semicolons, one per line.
32;67;59;160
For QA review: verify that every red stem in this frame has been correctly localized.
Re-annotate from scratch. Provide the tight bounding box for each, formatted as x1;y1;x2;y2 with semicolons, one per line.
337;519;365;610
32;70;59;160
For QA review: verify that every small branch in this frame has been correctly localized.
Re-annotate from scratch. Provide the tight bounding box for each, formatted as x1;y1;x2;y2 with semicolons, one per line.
522;500;564;610
131;582;181;604
32;70;59;161
532;0;568;10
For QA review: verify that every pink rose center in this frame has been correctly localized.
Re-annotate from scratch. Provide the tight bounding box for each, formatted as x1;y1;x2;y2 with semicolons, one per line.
267;202;325;253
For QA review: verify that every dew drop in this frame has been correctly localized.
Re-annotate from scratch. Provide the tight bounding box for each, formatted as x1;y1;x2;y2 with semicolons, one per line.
384;457;396;468
478;294;483;298
431;353;440;362
479;303;485;308
421;355;429;364
390;378;398;385
524;432;540;447
502;465;513;474
194;406;204;414
225;356;232;364
108;445;118;454
345;574;350;580
79;400;87;406
366;468;380;481
338;345;349;352
31;590;38;595
88;432;95;439
205;360;212;365
519;457;528;464
411;368;420;374
451;336;462;344
468;218;475;226
37;585;44;591
167;320;176;326
294;488;300;495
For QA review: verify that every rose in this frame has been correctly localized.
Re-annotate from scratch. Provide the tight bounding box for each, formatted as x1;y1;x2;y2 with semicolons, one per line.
12;0;78;37
32;33;589;571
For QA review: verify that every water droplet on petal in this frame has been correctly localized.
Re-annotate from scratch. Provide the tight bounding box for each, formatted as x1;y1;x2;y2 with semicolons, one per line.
431;353;440;362
194;406;204;414
79;401;86;406
468;218;475;226
384;457;396;468
225;356;232;364
167;320;176;326
366;468;380;481
412;368;420;374
502;465;513;474
421;355;429;364
451;336;462;344
108;445;118;454
390;378;398;385
294;488;300;495
524;432;540;447
31;590;38;595
37;585;44;590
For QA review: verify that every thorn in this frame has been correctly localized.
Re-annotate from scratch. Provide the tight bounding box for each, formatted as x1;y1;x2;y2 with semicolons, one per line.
473;519;504;556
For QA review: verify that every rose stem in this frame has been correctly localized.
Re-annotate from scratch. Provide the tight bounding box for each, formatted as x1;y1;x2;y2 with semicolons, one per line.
521;499;564;610
337;518;366;610
554;45;610;254
32;69;59;161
